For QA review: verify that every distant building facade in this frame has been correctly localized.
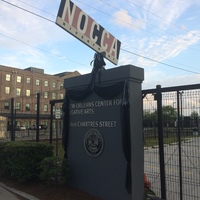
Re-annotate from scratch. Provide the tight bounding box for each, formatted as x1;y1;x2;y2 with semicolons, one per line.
0;65;80;129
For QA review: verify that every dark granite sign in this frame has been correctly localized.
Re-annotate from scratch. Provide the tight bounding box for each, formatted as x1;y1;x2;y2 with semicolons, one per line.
63;65;144;200
69;95;124;158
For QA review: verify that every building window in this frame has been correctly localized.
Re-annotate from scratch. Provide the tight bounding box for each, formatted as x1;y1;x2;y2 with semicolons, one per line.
26;89;31;97
60;93;64;99
26;104;30;111
17;76;21;83
6;74;11;81
5;87;10;94
44;104;48;112
44;91;48;98
4;102;10;109
36;79;40;86
27;77;31;84
16;88;21;96
44;80;48;86
52;82;56;88
15;103;21;110
52;93;56;99
60;83;63;89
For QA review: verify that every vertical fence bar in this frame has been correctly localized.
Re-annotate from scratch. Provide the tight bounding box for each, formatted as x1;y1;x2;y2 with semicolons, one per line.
49;102;55;144
11;98;15;141
177;91;183;200
156;85;166;200
36;93;40;142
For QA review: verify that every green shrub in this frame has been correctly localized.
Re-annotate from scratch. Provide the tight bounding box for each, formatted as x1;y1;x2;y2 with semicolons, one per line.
39;156;69;184
1;141;54;182
0;142;9;175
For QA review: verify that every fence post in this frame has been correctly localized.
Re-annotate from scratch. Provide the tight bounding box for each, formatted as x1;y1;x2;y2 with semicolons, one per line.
49;102;55;144
11;98;15;141
36;93;40;142
156;85;166;199
177;91;183;200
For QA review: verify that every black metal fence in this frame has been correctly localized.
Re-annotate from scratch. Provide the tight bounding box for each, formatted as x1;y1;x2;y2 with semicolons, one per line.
143;84;200;200
0;93;63;143
1;83;200;199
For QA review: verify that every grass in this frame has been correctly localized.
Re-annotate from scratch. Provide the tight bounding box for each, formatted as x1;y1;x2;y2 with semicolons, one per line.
144;133;197;147
144;128;198;147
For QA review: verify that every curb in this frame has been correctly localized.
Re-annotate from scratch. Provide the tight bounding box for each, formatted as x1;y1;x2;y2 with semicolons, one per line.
0;182;40;200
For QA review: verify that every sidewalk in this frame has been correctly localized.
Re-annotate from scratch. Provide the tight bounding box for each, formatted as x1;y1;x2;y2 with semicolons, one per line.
0;182;39;200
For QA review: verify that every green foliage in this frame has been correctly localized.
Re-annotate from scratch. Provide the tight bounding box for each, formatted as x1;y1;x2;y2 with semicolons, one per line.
0;141;54;182
191;111;199;118
52;139;65;158
144;188;159;199
144;131;193;147
162;105;177;126
0;142;9;175
39;156;69;184
143;105;177;127
143;111;157;127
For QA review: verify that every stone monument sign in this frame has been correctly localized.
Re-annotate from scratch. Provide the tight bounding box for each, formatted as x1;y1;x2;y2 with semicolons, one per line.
62;65;144;200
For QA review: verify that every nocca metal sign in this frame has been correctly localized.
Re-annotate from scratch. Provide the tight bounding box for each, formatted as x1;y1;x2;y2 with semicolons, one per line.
56;0;121;65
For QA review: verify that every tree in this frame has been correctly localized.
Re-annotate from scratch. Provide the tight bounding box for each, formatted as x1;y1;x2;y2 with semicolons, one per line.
143;110;157;127
161;105;177;127
143;105;177;127
191;111;199;118
191;111;199;127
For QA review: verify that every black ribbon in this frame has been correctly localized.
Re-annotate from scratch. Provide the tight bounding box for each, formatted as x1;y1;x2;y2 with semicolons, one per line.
62;81;131;194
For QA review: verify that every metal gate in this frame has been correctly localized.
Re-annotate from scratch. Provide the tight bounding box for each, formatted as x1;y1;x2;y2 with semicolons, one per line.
143;84;200;200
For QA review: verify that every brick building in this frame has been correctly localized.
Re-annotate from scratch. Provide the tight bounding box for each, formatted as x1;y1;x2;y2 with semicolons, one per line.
0;65;80;129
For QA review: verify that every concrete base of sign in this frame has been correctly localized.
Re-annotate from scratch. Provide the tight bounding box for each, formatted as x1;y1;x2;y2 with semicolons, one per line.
63;65;144;200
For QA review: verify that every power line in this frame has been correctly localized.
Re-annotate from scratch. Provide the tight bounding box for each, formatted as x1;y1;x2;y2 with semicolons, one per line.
2;30;198;74
1;0;199;74
121;43;200;72
74;0;200;72
121;48;199;74
74;0;200;60
15;0;55;17
97;0;200;49
0;32;89;68
1;0;54;23
75;0;200;53
125;0;200;40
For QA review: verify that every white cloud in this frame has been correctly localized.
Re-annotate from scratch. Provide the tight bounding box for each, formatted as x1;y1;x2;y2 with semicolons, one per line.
0;0;70;49
111;9;146;30
143;0;193;23
118;29;200;68
143;73;200;89
1;0;200;87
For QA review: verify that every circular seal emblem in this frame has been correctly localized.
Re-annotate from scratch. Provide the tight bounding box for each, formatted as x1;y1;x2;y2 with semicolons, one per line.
84;129;104;157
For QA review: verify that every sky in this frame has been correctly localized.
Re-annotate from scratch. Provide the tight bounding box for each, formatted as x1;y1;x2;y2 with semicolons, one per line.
0;0;200;89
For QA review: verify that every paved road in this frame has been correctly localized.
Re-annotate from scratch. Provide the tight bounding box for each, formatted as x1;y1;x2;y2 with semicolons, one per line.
144;137;200;200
